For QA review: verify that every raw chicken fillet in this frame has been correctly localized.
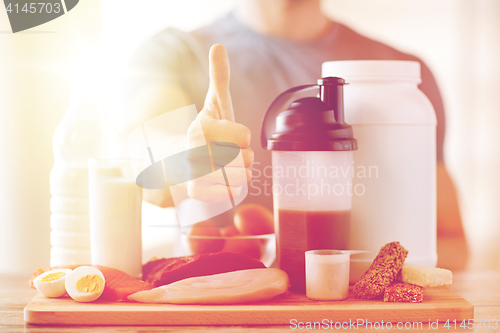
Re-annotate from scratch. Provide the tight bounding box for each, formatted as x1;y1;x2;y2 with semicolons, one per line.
129;268;289;304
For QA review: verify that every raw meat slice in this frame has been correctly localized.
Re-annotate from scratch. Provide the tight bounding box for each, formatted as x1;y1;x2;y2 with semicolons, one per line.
129;268;289;304
142;252;266;287
93;265;154;301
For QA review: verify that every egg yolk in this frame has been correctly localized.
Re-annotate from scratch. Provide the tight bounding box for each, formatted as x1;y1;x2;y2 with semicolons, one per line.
76;274;104;293
39;272;65;282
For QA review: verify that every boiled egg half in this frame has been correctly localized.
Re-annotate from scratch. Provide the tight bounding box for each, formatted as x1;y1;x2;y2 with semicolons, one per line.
65;266;105;302
33;268;72;298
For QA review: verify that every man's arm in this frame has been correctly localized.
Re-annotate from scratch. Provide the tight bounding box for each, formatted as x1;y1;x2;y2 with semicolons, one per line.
436;162;468;270
419;62;468;270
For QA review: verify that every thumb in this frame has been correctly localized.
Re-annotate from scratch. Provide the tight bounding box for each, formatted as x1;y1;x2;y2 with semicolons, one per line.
207;44;234;121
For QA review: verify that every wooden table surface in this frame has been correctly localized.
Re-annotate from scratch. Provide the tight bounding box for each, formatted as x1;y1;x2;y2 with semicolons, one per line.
1;270;499;332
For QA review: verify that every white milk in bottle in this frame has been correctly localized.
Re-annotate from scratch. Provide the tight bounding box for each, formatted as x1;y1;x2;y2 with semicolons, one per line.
50;87;117;266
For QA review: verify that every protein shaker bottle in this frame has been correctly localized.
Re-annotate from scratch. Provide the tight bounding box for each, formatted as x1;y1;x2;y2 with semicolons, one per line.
261;77;357;293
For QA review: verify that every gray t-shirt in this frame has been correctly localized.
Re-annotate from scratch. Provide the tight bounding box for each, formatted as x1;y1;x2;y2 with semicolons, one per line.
127;13;445;225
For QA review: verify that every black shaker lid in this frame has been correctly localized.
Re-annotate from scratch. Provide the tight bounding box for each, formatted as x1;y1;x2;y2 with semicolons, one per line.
263;77;357;151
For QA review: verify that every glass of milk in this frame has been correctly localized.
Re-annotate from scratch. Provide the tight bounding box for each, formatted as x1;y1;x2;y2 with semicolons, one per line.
89;159;142;278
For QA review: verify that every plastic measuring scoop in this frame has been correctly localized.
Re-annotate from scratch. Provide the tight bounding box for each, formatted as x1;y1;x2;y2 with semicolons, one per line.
305;250;368;301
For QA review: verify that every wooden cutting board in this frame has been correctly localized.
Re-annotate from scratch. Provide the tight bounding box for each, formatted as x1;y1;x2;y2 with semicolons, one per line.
24;286;473;326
